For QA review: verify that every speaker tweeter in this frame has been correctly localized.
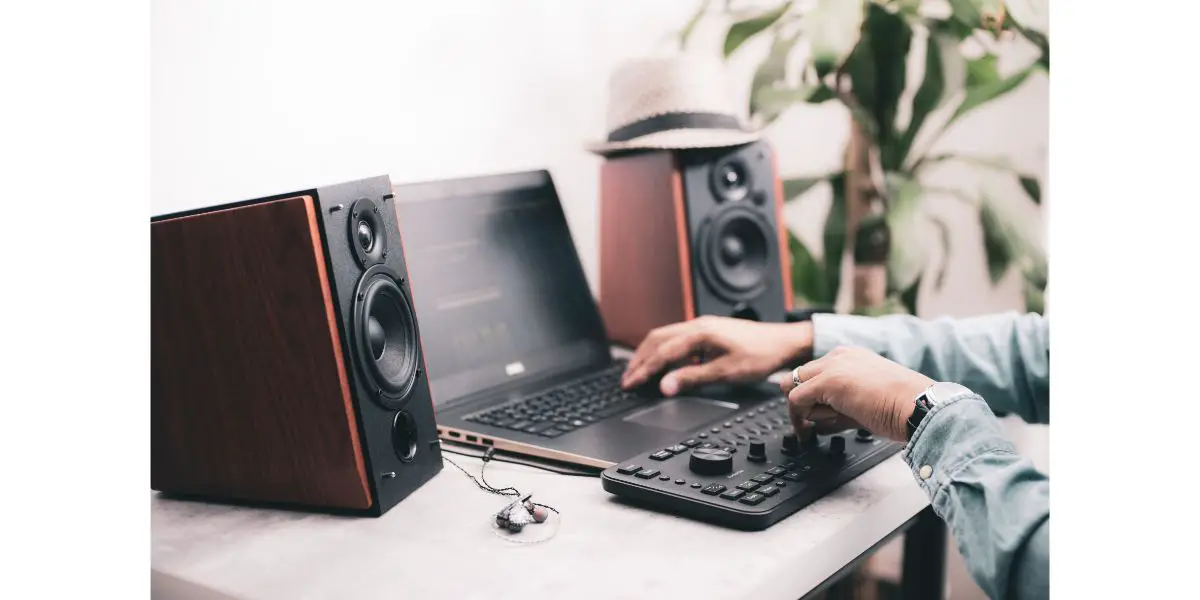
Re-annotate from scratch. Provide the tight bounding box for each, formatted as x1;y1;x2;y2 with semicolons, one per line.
349;197;389;269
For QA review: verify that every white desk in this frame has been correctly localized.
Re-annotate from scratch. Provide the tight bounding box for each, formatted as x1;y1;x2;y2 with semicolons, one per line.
151;448;930;600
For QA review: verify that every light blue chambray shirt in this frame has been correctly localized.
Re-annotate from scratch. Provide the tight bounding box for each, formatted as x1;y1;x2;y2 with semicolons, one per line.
811;311;1049;600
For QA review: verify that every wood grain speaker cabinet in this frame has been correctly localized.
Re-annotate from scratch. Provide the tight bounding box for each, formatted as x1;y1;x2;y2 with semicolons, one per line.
151;176;442;515
598;140;794;348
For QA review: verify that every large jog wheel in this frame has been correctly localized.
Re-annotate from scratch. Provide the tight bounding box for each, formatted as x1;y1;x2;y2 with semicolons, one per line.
352;265;421;409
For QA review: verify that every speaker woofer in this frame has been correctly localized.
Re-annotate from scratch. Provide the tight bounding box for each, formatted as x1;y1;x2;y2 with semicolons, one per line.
348;197;389;269
352;265;421;409
697;205;774;302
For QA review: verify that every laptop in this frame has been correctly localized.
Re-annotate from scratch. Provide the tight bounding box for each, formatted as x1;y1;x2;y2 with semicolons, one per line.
393;169;779;469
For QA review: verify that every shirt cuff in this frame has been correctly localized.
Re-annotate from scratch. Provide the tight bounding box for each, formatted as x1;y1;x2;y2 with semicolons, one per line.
902;393;1017;502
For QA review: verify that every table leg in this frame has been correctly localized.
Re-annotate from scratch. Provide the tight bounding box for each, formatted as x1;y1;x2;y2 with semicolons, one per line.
900;506;947;599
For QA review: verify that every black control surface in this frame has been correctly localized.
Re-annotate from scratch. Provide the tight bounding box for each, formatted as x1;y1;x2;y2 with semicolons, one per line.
601;398;903;531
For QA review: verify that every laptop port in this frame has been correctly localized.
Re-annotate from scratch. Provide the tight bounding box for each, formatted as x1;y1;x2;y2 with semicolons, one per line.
448;431;461;439
482;438;494;446
466;435;478;443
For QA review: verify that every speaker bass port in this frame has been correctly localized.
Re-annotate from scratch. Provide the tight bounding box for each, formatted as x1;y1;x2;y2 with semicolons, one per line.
391;410;419;463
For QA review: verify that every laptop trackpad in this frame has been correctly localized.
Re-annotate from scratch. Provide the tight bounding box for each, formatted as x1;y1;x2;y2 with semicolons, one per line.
622;397;738;433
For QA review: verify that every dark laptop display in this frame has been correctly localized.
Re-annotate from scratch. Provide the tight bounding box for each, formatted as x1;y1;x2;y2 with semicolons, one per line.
396;170;611;404
394;170;774;468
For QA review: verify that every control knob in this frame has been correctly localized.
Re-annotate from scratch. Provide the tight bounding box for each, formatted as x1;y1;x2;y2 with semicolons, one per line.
747;439;767;462
688;447;734;476
829;435;845;457
781;432;799;455
803;429;820;450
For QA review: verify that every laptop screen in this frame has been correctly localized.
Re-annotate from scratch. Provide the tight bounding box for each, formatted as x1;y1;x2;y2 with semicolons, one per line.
393;170;611;405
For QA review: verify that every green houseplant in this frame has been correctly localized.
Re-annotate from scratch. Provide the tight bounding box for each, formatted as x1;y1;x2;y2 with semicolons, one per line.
678;0;1049;315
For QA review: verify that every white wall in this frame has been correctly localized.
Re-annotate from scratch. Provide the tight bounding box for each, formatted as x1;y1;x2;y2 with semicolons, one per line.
153;0;1046;318
153;0;696;295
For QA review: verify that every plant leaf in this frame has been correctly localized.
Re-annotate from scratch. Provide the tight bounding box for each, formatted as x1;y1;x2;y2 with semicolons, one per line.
965;54;999;87
1019;175;1042;205
1022;252;1048;314
923;152;1016;171
947;0;1005;31
1023;279;1045;314
884;173;928;293
804;0;865;78
844;3;913;170
679;0;712;50
807;84;837;104
947;0;982;29
782;172;838;202
899;273;922;315
979;200;1014;283
823;173;847;303
931;15;975;40
748;28;802;124
788;230;830;306
928;215;952;290
724;1;791;57
897;29;965;169
951;65;1034;123
1005;4;1049;68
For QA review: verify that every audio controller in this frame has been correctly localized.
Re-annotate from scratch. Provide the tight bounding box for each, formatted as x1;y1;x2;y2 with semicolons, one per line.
600;398;903;530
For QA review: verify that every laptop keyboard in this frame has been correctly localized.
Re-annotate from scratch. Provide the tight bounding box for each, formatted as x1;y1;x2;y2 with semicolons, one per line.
463;361;645;438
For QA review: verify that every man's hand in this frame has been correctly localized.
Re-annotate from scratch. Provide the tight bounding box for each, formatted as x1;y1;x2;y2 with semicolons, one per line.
779;346;934;442
621;316;814;397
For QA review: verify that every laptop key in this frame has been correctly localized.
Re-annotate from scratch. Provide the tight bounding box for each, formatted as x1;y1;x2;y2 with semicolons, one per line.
507;420;532;431
523;422;555;434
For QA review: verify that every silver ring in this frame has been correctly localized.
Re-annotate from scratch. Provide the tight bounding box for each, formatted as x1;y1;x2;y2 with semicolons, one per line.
791;369;802;387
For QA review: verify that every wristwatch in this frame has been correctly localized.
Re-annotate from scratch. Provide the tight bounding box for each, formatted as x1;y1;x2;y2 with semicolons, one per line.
906;382;974;441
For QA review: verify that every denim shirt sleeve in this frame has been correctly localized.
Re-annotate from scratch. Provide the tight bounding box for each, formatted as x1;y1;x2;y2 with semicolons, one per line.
904;394;1049;600
809;311;1049;424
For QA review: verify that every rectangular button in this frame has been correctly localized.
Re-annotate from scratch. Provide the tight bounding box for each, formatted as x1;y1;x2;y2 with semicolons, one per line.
616;464;641;475
782;471;804;482
681;438;702;448
751;474;773;484
700;442;718;449
507;420;532;430
766;466;787;476
758;485;779;497
719;489;745;500
736;481;759;491
666;444;688;454
649;450;673;461
701;483;726;496
523;420;554;434
634;469;661;479
739;492;765;506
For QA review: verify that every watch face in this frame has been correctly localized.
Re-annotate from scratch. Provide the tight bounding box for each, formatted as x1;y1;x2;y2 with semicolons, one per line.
927;382;972;407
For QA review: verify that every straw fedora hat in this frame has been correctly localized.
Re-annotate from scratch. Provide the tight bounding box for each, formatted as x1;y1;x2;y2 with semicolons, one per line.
586;55;762;156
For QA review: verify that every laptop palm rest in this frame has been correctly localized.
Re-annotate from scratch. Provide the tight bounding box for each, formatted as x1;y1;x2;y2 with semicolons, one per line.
621;398;739;433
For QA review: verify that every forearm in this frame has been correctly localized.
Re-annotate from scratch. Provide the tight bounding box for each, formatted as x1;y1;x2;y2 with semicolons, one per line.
905;393;1049;600
809;311;1049;423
